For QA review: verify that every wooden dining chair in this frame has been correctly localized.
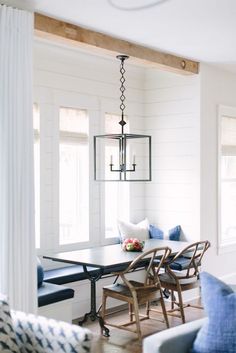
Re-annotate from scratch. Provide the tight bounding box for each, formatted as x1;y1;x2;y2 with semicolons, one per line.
155;240;210;323
101;246;172;341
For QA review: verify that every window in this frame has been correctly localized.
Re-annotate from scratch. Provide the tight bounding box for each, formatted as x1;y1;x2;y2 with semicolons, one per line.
104;114;130;238
33;104;40;249
59;107;89;245
218;106;236;251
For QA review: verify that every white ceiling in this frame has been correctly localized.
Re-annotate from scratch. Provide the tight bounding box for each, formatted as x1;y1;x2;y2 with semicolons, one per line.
3;0;236;70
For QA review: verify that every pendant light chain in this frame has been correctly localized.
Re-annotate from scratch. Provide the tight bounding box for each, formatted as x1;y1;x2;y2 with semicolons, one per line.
117;55;128;134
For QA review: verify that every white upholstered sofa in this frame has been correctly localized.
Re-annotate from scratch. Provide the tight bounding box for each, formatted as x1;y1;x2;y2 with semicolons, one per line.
143;318;206;353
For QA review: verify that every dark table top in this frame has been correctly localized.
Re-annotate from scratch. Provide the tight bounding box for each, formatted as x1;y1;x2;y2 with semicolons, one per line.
44;239;188;269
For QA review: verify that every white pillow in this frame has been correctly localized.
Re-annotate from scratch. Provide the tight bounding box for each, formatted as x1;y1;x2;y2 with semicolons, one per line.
117;218;149;242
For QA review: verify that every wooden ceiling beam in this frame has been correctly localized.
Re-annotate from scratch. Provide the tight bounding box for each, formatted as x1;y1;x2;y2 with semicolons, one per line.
34;13;199;75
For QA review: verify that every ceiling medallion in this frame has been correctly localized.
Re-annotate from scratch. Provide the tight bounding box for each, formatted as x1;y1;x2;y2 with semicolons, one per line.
108;0;170;11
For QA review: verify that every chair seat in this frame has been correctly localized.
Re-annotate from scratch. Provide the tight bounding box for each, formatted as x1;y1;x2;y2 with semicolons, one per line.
38;282;74;307
154;257;192;271
159;272;198;285
104;280;161;302
169;256;193;271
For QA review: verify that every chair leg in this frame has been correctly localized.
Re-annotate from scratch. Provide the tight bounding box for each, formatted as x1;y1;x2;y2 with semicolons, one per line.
101;292;107;334
171;290;175;310
176;285;185;323
145;301;150;318
129;303;134;322
159;294;169;328
132;296;142;341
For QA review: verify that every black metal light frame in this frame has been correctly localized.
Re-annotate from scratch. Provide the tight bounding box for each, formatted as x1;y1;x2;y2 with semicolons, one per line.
94;55;152;182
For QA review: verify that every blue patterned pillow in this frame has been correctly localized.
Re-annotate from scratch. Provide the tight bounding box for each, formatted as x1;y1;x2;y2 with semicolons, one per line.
191;272;236;353
0;294;19;353
11;311;92;353
149;224;181;241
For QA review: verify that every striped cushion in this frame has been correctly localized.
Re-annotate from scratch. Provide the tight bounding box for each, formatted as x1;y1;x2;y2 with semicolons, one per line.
0;294;19;353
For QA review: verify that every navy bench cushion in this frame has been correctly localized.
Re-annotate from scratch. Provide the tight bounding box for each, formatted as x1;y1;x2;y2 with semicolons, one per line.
44;264;133;285
44;265;100;284
38;282;74;307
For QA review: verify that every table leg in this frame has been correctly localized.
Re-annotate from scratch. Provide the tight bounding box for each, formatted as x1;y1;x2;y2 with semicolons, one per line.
78;266;110;337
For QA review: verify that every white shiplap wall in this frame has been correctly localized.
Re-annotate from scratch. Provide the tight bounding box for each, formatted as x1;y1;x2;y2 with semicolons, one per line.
34;39;202;318
144;69;201;242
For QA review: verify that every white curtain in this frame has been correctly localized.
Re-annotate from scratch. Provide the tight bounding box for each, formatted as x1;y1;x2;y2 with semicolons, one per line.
0;5;36;313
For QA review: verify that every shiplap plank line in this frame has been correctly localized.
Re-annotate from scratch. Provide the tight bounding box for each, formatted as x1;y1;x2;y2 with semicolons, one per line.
144;68;200;243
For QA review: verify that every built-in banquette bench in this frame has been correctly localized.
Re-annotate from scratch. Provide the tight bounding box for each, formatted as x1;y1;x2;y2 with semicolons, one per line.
43;264;129;284
37;258;75;323
37;258;130;323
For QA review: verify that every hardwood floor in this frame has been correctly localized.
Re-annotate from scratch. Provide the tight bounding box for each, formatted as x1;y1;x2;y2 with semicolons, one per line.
74;300;205;353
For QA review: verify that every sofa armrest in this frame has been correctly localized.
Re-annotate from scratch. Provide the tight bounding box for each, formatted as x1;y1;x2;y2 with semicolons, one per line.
143;318;206;353
11;310;92;352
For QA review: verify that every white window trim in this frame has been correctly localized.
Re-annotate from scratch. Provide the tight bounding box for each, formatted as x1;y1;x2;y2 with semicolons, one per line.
34;92;96;256
218;105;236;254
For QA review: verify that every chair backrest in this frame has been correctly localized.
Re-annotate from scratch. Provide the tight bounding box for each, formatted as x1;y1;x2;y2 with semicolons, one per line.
166;240;210;280
122;247;172;287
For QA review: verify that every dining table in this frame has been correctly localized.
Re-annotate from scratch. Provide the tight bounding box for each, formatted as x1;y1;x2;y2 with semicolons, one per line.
44;238;188;336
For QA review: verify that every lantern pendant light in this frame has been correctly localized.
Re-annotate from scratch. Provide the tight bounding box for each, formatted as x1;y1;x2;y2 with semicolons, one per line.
94;55;151;181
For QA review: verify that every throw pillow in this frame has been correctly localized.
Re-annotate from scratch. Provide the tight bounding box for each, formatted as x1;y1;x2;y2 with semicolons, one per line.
37;257;44;288
12;311;92;353
191;272;236;353
149;224;181;241
149;224;164;239
168;225;181;241
117;218;149;242
0;294;19;353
